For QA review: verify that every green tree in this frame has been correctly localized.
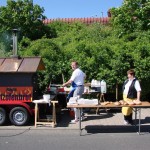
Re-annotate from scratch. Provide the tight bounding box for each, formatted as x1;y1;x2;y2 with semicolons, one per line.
0;0;56;40
20;21;150;99
111;0;150;35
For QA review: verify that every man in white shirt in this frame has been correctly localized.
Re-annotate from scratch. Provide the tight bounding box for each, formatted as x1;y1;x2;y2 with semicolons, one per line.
63;61;86;123
122;69;141;125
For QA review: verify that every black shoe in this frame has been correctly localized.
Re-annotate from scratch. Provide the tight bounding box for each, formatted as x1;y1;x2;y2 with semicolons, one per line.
124;114;133;125
129;120;134;125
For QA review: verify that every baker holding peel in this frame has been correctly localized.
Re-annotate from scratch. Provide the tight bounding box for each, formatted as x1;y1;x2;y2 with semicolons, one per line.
62;61;86;123
122;69;141;125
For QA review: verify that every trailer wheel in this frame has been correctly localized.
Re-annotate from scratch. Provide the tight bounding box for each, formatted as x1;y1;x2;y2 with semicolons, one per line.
9;107;29;126
0;107;6;125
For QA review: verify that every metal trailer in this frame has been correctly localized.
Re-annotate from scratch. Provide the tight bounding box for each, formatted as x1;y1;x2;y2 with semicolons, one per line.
0;56;45;126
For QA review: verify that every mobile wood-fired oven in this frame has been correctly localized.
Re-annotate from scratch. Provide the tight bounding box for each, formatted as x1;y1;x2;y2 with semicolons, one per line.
0;57;45;126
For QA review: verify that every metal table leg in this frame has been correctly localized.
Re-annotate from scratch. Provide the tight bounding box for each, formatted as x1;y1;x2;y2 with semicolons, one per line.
79;108;82;136
135;108;141;135
52;102;56;127
35;103;38;127
138;108;141;135
135;108;137;125
134;108;142;135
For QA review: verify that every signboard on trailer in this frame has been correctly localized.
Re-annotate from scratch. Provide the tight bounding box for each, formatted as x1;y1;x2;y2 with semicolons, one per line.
0;87;33;102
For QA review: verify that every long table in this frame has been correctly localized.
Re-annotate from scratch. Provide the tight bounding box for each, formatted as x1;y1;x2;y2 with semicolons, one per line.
67;101;150;135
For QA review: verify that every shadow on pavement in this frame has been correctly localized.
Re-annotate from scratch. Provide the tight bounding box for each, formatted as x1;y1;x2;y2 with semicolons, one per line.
141;117;150;124
56;109;72;127
85;113;114;121
85;125;150;134
56;109;115;127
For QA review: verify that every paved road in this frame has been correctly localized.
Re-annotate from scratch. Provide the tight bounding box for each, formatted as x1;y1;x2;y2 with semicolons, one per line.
1;108;150;150
0;128;150;150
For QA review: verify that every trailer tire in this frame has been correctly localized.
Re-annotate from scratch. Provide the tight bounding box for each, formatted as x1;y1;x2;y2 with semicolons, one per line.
9;107;29;126
0;107;6;125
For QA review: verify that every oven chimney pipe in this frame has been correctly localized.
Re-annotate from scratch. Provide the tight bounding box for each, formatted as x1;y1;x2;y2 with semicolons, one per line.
11;29;18;58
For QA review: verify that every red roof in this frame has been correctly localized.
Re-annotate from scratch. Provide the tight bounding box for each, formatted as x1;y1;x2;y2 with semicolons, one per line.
43;17;110;25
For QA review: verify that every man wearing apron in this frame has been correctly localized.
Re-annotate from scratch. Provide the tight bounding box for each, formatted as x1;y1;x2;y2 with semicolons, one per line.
63;61;86;123
122;69;141;125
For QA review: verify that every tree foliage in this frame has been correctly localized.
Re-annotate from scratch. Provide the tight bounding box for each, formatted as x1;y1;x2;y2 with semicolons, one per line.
0;0;57;54
0;0;56;41
20;21;150;100
111;0;150;35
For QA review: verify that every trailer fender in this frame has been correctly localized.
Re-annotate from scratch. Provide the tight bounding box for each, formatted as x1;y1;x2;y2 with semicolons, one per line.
17;103;33;116
14;103;34;116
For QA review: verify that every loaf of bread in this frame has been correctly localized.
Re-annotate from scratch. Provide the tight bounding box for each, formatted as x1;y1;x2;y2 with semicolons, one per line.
133;100;142;105
101;101;110;106
114;101;121;106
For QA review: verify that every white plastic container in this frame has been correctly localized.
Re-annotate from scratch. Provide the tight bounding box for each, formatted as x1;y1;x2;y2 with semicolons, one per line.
43;94;50;102
100;80;107;93
84;86;89;93
91;79;95;87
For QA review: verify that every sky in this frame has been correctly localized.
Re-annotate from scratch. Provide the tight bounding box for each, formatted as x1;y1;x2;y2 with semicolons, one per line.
0;0;123;19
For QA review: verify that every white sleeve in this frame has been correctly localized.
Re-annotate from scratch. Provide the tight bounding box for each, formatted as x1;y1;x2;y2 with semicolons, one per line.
70;71;76;81
135;80;141;92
